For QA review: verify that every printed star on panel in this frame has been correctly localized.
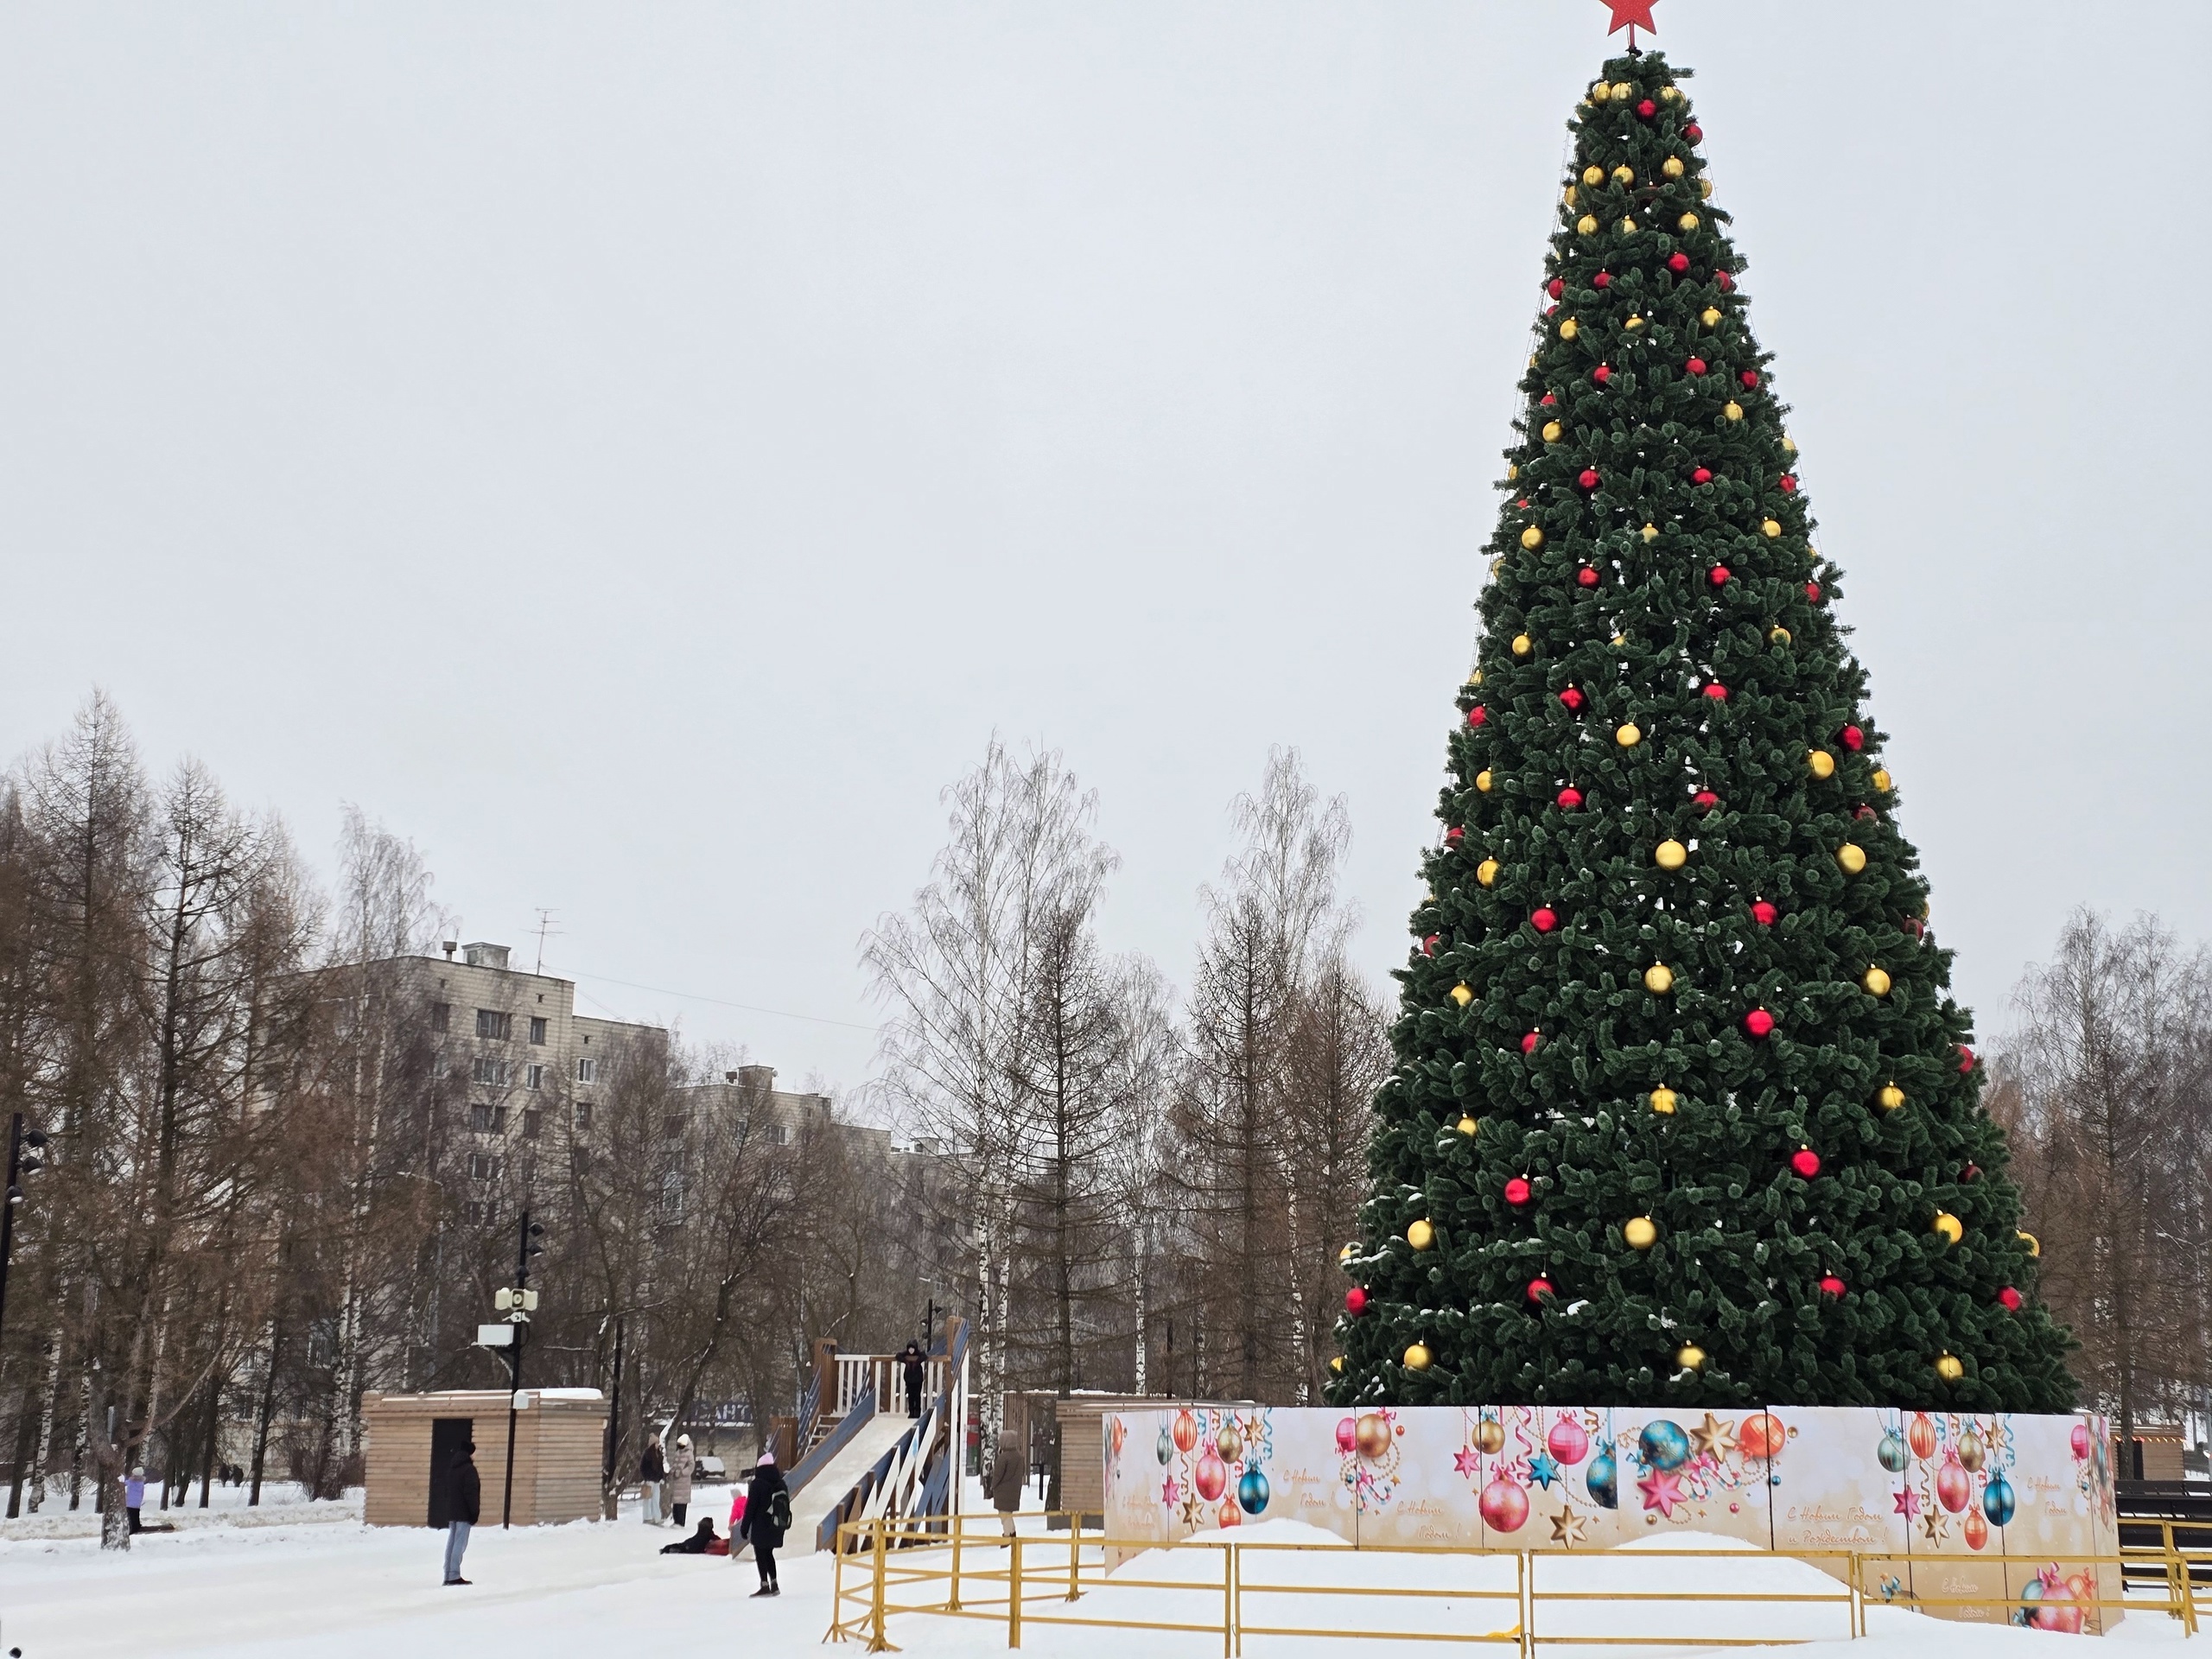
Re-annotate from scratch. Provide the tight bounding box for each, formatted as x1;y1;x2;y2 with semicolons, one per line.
1550;1506;1587;1546
1893;1487;1921;1520
1637;1468;1685;1519
1454;1446;1482;1478
1689;1414;1737;1459
1529;1452;1561;1490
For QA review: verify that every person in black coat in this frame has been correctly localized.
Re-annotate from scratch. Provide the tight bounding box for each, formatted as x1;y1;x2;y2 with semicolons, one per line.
659;1516;722;1554
443;1442;481;1586
898;1341;926;1419
737;1451;789;1597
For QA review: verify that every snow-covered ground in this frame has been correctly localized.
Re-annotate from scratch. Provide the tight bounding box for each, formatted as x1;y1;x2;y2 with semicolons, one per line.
0;1485;2190;1658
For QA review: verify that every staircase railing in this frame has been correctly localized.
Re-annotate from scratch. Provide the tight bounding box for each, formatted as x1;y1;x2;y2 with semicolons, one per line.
817;1319;970;1552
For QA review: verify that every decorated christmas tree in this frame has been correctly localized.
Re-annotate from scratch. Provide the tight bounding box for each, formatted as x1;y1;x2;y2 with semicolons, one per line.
1330;48;2075;1413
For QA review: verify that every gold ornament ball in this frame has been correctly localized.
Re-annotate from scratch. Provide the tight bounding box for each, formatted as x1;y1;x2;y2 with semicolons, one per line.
1488;557;1503;578
1470;669;1485;686
1676;1344;1707;1373
1611;633;1628;647
1329;1356;1344;1375
1661;86;1682;103
2019;1230;2041;1258
1624;314;1645;330
1476;1417;1505;1454
1878;1083;1906;1110
1768;626;1792;645
1520;525;1545;550
1456;1115;1478;1135
1781;435;1797;454
1449;982;1474;1007
1663;156;1686;178
1649;1085;1678;1116
1541;421;1563;444
1936;1353;1965;1383
1677;213;1700;232
1958;1430;1986;1471
1862;966;1892;997
1477;858;1501;888
1476;769;1494;793
1640;522;1660;542
1610;81;1633;101
1724;400;1744;422
1403;1343;1433;1372
1619;216;1639;234
1808;748;1836;779
1836;844;1867;875
1762;518;1784;538
1654;839;1688;870
1872;767;1892;792
1407;1219;1435;1251
1578;213;1599;236
1643;963;1675;995
1505;462;1519;482
1700;177;1713;199
1611;165;1634;186
1339;1241;1357;1263
1560;318;1579;340
1511;632;1534;658
1700;306;1722;327
1624;1216;1658;1250
1357;1413;1393;1459
1933;1211;1963;1245
1589;80;1611;103
1616;722;1642;748
1583;164;1605;187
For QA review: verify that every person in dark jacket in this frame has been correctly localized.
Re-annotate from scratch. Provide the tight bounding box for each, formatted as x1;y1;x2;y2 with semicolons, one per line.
737;1450;789;1597
639;1433;667;1525
443;1441;481;1585
898;1341;926;1419
659;1516;723;1554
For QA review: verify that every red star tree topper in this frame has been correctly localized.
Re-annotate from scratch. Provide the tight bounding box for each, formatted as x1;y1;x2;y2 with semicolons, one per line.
1603;0;1660;43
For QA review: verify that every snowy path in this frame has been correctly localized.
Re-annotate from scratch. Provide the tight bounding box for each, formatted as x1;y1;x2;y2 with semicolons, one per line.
0;1498;2195;1659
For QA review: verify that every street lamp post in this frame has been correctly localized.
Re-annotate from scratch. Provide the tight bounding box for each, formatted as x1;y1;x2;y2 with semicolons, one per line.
0;1113;50;1344
499;1211;545;1529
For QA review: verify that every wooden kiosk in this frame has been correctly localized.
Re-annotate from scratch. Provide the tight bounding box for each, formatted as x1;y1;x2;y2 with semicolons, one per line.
362;1388;607;1527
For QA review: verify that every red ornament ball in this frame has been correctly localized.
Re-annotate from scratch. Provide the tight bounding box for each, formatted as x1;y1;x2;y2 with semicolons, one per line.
1839;724;1864;751
1751;899;1778;926
1520;1031;1541;1055
1790;1147;1821;1179
1541;392;1558;407
1345;1287;1368;1316
1744;1007;1776;1039
1668;252;1690;274
1691;467;1713;485
1592;365;1612;385
1740;370;1760;389
1579;468;1601;491
1958;1044;1976;1073
1637;98;1656;118
1904;915;1925;939
1504;1176;1533;1206
1715;268;1732;290
1421;933;1440;957
1685;123;1703;143
1998;1286;2024;1313
1445;826;1465;844
1468;706;1487;728
1530;906;1558;934
1545;303;1558;318
1806;581;1824;604
1819;1274;1847;1300
1547;277;1565;299
1559;686;1585;711
1527;1275;1555;1303
1708;563;1730;586
1693;788;1719;812
1556;785;1584;808
1961;1162;1981;1182
1593;270;1611;289
1686;357;1708;377
1701;683;1729;702
1779;474;1799;493
1576;566;1599;588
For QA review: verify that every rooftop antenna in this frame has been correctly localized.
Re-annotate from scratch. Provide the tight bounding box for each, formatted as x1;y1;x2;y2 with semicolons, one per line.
532;908;563;976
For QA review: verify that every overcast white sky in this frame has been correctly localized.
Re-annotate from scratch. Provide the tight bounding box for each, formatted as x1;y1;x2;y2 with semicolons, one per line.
3;3;2205;1100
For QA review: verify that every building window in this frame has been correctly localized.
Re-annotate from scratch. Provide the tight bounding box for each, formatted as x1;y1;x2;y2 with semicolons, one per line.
522;1109;542;1139
475;1009;512;1040
472;1057;512;1087
430;1001;450;1034
529;1016;547;1045
575;1103;594;1130
663;1114;686;1141
467;1152;500;1182
470;1103;494;1133
576;1058;597;1084
465;1200;485;1225
768;1122;790;1146
526;1064;543;1090
658;1170;684;1220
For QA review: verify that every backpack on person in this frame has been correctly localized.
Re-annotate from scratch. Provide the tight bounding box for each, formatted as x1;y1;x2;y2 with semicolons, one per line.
767;1488;791;1534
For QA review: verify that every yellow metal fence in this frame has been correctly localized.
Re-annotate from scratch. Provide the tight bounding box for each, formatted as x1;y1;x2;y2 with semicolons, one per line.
824;1512;2212;1654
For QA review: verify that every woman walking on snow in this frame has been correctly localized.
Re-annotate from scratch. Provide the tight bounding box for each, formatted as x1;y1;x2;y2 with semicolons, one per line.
988;1433;1023;1538
738;1450;789;1598
668;1433;696;1528
639;1433;667;1525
